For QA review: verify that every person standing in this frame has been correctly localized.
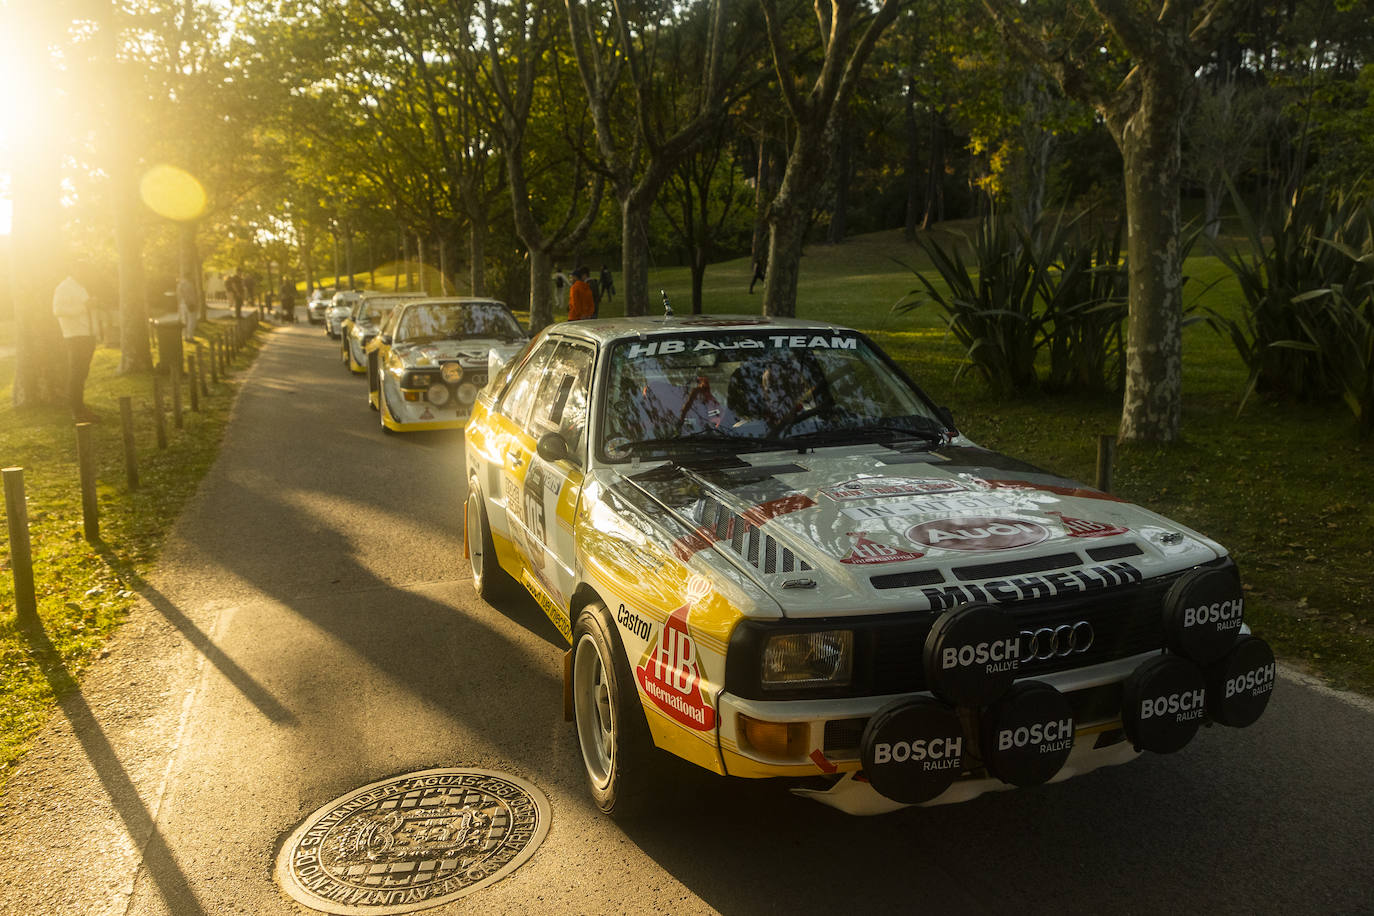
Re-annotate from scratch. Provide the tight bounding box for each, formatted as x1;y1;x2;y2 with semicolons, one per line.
749;255;766;294
177;272;198;341
278;277;297;323
568;266;595;321
225;270;245;318
599;265;615;302
52;266;99;422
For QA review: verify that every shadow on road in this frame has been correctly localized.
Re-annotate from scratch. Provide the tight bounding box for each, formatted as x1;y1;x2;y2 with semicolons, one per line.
19;619;209;916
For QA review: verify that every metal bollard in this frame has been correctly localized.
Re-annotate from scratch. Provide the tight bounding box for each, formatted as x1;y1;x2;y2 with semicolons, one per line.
3;467;38;626
76;422;99;542
187;354;200;412
119;396;139;490
152;374;168;449
1096;434;1116;493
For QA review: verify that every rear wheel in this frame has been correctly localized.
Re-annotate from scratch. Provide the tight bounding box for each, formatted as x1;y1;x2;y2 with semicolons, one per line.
572;602;659;819
466;487;516;601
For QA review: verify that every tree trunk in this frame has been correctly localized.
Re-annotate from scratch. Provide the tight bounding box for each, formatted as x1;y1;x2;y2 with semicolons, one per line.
345;224;355;289
114;155;152;372
8;131;64;408
826;126;852;245
528;247;555;332
622;191;653;317
417;233;426;293
332;228;341;290
689;247;707;314
469;222;486;296
1114;76;1186;444
762;119;830;317
439;233;449;295
922;111;945;229
903;78;921;241
751;135;770;265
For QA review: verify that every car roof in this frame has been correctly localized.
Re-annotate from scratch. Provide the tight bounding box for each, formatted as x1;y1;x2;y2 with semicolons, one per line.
543;314;859;346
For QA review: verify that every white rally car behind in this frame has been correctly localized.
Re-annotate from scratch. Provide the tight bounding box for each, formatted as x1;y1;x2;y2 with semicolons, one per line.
463;315;1275;817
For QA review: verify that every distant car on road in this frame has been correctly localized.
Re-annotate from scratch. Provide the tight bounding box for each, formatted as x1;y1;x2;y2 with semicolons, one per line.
325;291;362;339
462;315;1275;818
306;289;334;324
341;292;429;374
368;297;528;432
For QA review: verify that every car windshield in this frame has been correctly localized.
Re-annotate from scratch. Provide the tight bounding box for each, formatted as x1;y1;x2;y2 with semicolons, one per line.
356;302;390;323
598;330;945;462
394;302;522;344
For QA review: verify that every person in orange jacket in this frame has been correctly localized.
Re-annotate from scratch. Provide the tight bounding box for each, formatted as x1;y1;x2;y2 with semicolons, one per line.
568;265;595;320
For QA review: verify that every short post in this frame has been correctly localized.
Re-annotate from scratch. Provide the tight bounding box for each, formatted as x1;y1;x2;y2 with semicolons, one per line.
1095;434;1116;493
152;374;168;449
171;352;184;429
196;342;209;395
187;354;200;412
75;422;99;542
119;396;139;490
3;467;38;626
209;340;219;384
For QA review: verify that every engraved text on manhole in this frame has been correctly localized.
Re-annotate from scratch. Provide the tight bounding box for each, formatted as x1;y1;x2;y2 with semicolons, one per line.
277;768;550;915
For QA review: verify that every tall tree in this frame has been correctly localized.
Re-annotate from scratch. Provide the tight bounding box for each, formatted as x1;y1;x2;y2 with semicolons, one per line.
757;0;903;317
986;0;1233;443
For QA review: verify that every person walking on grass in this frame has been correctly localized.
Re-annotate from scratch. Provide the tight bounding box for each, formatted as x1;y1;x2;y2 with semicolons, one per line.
749;255;766;294
279;277;297;323
599;265;615;302
568;266;595;321
52;264;99;423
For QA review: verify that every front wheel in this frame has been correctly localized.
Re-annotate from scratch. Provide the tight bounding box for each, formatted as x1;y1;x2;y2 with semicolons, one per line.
572;603;658;819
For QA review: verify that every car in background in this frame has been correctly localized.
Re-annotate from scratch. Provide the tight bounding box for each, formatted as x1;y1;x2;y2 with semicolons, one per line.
462;315;1275;818
306;288;335;324
341;292;429;373
369;297;528;432
325;290;362;339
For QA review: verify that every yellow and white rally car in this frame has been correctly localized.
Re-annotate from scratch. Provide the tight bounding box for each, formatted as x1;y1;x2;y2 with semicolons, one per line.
463;316;1274;817
367;297;528;432
342;292;429;374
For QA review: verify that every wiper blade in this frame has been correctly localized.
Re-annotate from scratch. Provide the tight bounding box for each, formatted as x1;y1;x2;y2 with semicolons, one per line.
788;423;944;449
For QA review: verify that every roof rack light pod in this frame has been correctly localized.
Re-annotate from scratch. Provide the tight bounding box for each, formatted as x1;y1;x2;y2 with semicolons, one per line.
1163;566;1246;665
860;697;966;805
980;681;1076;787
922;603;1021;707
1205;635;1276;728
1122;654;1208;754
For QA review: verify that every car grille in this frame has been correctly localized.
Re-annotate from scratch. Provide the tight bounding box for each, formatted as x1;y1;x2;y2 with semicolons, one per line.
693;498;812;574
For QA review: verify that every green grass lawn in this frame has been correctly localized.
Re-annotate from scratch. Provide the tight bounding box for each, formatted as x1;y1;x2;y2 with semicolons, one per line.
0;316;264;776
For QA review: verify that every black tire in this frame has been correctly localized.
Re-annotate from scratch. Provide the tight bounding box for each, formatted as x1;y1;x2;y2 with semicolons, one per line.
466;487;516;601
572;602;660;819
379;385;397;434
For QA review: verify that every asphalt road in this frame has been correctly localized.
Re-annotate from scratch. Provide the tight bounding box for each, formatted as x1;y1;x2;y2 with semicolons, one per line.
2;320;1373;915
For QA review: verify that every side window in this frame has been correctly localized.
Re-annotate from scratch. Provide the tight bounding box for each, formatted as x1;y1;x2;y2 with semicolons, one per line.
528;342;595;460
498;338;560;429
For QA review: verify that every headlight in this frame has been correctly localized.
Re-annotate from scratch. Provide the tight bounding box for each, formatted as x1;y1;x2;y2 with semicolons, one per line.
427;381;451;406
440;362;464;384
401;370;438;389
456;382;478;405
761;630;853;688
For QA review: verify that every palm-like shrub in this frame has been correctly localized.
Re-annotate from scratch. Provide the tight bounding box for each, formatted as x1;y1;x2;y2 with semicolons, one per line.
1042;222;1128;394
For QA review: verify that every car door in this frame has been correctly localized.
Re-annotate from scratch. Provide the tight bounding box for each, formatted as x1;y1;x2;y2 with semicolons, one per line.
507;340;596;626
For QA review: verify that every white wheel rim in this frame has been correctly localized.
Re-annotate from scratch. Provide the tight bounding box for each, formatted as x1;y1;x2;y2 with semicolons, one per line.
467;495;484;583
574;634;615;790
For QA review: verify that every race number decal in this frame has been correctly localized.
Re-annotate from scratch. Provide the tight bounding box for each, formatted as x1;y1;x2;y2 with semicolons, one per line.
522;461;548;546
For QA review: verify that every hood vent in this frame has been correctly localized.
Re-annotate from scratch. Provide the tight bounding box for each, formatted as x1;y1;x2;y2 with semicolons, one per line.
694;498;812;575
952;552;1082;582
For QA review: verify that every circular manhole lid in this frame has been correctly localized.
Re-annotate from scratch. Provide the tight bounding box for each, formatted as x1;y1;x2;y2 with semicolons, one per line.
276;768;550;915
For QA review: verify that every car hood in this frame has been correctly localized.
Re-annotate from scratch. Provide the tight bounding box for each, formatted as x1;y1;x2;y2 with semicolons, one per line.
392;338;527;368
612;442;1225;619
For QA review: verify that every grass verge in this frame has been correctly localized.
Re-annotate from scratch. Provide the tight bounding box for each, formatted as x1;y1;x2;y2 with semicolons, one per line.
0;314;267;779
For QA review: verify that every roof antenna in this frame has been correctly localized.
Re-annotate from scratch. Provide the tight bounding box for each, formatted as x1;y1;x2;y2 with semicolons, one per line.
660;289;673;318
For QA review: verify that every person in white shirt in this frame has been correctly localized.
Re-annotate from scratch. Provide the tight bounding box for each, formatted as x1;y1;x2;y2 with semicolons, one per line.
51;268;99;422
177;273;198;341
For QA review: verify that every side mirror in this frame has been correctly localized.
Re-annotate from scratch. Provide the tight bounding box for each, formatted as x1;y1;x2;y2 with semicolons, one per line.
537;431;570;463
937;406;957;432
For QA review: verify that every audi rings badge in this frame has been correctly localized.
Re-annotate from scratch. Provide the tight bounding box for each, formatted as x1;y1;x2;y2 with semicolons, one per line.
1019;622;1094;661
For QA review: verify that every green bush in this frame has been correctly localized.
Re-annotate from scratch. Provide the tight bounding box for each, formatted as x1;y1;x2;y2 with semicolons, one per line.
1042;221;1128;394
1206;186;1374;412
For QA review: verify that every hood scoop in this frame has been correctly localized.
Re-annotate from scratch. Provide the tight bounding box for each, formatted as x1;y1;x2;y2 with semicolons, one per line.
694;497;813;575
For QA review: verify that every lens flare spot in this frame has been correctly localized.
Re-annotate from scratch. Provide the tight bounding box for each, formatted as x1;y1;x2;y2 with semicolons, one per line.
139;165;206;221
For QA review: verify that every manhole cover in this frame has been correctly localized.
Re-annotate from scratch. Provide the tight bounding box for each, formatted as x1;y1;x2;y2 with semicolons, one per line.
276;768;550;914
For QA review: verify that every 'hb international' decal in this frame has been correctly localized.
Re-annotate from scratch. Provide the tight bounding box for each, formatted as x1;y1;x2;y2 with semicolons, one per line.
635;605;716;731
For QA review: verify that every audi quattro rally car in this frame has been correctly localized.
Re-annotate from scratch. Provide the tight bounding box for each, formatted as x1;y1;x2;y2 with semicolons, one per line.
325;290;362;339
368;297;528;432
306;288;334;324
341;292;429;374
462;316;1275;817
